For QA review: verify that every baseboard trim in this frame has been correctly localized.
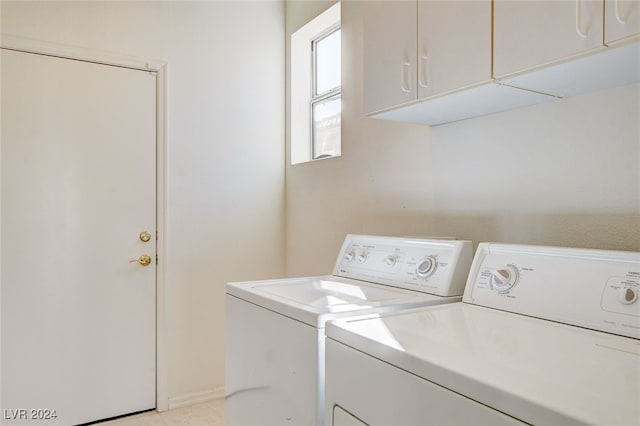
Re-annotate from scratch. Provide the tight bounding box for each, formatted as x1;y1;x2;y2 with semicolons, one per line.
168;388;225;410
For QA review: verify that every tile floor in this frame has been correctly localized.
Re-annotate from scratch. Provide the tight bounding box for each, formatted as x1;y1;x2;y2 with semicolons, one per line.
101;399;224;425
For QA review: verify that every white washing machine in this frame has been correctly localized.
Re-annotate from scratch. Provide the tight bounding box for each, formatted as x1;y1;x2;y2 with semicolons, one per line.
225;235;473;426
325;243;640;426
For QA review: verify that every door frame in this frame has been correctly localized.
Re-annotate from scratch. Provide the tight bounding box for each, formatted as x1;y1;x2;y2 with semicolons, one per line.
0;35;170;412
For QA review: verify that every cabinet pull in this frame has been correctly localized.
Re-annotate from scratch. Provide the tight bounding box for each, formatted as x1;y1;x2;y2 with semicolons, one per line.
418;55;430;88
575;0;588;38
400;61;411;93
615;0;628;24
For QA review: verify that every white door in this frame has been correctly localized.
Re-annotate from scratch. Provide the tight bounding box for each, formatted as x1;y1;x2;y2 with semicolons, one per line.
1;49;156;425
417;0;492;99
605;0;640;44
493;0;604;78
362;0;417;114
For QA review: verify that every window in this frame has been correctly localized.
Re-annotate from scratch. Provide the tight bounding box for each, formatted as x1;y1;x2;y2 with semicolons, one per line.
291;3;341;164
311;27;341;160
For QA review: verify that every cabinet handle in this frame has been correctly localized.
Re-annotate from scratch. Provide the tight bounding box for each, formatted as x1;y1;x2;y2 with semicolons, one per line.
400;61;411;93
615;0;628;24
575;0;588;38
418;55;430;88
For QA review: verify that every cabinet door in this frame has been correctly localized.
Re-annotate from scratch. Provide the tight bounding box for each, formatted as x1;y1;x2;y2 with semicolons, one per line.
417;1;492;99
363;0;417;114
494;0;604;78
605;0;640;44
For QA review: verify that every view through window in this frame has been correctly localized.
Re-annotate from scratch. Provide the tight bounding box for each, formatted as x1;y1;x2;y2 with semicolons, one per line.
312;27;341;160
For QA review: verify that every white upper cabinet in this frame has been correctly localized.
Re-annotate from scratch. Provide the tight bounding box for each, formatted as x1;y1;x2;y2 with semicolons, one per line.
417;1;492;98
361;0;638;126
605;0;640;44
363;1;417;114
363;1;492;115
363;0;554;125
497;0;639;98
494;0;604;78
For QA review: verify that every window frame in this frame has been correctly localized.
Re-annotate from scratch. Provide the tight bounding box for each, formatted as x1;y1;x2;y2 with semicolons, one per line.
311;25;341;100
290;2;341;165
311;25;341;160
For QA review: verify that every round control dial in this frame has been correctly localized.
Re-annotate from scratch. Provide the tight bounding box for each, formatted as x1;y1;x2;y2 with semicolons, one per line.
618;286;638;305
416;256;437;278
357;251;368;263
343;249;355;263
491;266;519;293
385;254;398;267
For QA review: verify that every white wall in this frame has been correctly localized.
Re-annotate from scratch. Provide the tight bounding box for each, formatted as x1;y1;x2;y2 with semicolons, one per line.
1;1;285;405
285;0;640;277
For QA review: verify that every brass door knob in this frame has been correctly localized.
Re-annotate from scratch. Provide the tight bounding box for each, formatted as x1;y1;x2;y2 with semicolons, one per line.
130;254;152;266
139;231;152;242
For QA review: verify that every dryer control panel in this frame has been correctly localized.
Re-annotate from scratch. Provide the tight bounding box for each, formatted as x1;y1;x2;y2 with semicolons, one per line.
464;243;640;339
333;235;472;297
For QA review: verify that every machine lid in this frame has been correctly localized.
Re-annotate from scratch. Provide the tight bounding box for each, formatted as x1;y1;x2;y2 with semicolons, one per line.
326;303;640;426
226;276;459;328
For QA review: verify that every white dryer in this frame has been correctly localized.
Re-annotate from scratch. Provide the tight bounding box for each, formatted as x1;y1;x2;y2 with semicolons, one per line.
325;243;640;426
225;235;473;426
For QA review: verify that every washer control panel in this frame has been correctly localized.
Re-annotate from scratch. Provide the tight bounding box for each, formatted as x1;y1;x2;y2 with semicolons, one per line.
464;243;640;339
334;235;473;297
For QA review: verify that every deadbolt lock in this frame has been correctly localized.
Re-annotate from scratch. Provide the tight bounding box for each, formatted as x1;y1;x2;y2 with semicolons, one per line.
130;254;152;266
139;231;152;243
